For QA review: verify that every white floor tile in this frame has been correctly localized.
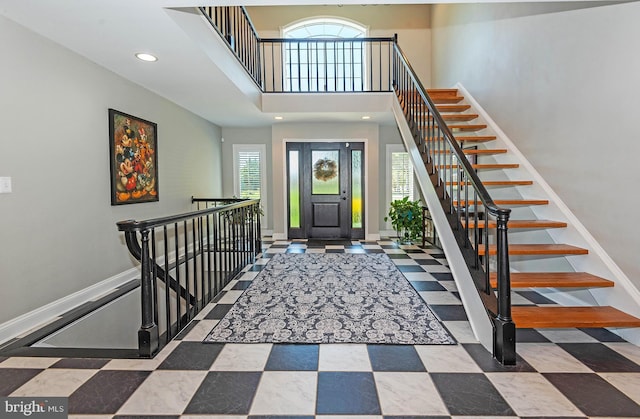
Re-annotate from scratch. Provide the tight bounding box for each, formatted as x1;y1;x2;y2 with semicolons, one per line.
318;344;372;371
250;371;317;415
117;370;207;415
442;321;479;343
419;291;462;305
0;357;60;369
183;320;219;341
538;328;598;343
487;372;583;417
391;259;419;265
217;290;244;304
11;369;97;397
606;342;640;365
402;272;438;281
374;372;448;415
415;345;482;372
420;265;451;273
210;344;272;371
516;343;592;372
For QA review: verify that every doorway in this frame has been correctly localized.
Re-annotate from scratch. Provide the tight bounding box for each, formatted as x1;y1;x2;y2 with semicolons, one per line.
287;142;365;240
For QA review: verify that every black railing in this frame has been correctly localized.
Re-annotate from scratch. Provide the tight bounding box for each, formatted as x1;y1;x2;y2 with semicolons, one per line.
201;6;262;88
117;198;261;357
260;37;394;93
392;43;515;364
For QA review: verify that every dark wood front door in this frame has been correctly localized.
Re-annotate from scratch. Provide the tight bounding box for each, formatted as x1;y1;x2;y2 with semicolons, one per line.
287;142;364;240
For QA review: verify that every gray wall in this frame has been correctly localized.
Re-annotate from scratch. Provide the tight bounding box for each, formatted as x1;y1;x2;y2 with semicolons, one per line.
431;2;640;287
0;16;223;325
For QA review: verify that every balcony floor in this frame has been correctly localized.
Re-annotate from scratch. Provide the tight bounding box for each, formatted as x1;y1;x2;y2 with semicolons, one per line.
1;239;639;417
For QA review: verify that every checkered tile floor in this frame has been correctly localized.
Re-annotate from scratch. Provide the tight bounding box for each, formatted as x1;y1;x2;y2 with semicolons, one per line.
1;239;640;417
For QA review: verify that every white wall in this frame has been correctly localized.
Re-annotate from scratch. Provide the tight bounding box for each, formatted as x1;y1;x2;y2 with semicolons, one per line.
431;2;640;289
246;5;432;86
0;16;223;325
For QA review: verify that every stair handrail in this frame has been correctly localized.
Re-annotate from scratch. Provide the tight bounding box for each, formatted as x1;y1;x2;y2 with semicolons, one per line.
392;41;515;364
117;198;261;357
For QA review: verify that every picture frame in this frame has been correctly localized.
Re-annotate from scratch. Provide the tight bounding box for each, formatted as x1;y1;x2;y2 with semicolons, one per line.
108;109;158;205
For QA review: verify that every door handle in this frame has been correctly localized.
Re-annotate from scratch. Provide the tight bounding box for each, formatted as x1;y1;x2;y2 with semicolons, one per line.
341;197;347;200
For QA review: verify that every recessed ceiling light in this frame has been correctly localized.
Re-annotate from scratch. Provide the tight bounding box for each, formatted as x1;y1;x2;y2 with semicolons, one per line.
274;116;284;120
361;115;371;120
135;53;158;62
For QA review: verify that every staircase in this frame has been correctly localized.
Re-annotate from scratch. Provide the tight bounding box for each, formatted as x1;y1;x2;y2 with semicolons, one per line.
422;88;640;331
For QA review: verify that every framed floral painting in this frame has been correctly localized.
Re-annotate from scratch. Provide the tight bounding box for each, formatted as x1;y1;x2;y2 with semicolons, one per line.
108;109;158;205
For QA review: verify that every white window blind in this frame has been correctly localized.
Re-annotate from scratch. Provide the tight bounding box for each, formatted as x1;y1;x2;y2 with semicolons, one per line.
237;151;261;199
391;151;414;202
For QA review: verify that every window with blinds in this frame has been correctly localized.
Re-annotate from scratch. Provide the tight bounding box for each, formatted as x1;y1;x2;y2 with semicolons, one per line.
237;151;261;199
391;151;414;202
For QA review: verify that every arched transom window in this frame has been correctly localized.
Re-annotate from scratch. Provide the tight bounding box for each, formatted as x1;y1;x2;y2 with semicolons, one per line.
281;18;368;92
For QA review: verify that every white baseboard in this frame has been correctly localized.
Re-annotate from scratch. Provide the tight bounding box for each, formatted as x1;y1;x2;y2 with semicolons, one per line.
0;268;139;346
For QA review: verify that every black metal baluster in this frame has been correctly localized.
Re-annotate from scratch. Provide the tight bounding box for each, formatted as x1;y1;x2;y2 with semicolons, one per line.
163;225;171;343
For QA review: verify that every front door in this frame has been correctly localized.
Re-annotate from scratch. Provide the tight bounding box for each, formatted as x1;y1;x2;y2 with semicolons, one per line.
286;142;364;240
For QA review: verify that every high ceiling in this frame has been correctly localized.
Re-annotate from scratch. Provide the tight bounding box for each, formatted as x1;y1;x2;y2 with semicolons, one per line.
0;0;604;127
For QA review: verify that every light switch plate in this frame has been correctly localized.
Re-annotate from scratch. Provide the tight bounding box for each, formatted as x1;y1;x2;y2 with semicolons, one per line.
0;177;12;193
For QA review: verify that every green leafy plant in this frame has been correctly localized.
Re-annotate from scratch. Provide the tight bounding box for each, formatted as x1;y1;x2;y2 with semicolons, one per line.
384;197;423;244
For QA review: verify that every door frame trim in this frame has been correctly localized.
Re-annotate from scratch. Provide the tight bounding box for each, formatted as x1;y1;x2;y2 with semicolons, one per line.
282;138;369;240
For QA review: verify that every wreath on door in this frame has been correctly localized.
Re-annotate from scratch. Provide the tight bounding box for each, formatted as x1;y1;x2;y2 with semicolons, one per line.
313;158;338;182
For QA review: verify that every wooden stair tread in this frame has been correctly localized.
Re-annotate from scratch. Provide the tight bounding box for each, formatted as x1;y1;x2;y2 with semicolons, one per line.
436;104;471;112
489;272;614;288
438;163;520;169
462;219;567;229
446;180;534;186
427;136;497;142
455;199;549;206
434;149;508;155
437;114;479;122
446;124;487;131
511;306;640;328
478;244;589;256
427;88;459;96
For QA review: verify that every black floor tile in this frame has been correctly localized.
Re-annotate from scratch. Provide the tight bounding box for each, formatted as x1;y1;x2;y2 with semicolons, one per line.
265;344;319;371
544;372;640;417
558;343;640;372
429;273;453;281
158;341;224;370
365;249;385;254
261;252;276;258
50;358;110;369
388;254;411;259
205;304;234;319
414;259;443;265
463;343;536;372
114;416;179;419
268;244;290;249
429;305;468;321
410;281;446;291
397;265;427;273
68;370;150;414
247;265;264;271
381;244;400;249
184;371;262;414
404;249;429;253
326;249;345;253
515;290;556;305
174;320;200;340
430;253;446;259
316;372;381;414
0;368;43;396
384;417;450;419
430;373;515;416
516;329;551;343
579;327;627;342
367;345;426;372
232;280;253;290
212;291;226;302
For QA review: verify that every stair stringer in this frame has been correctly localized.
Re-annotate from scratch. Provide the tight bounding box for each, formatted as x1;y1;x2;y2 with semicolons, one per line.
392;98;493;352
455;82;640;344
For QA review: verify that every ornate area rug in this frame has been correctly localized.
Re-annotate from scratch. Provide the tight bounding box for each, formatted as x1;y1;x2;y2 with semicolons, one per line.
204;253;456;345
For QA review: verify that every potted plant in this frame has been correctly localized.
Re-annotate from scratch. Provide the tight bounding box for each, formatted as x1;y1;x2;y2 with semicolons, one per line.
384;197;423;244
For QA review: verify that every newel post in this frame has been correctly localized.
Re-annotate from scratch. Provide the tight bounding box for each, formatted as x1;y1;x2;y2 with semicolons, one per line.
138;229;159;357
493;209;516;365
